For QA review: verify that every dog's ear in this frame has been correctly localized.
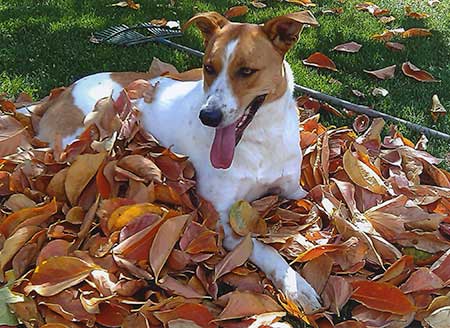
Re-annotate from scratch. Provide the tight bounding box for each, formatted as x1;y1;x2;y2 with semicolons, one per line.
262;11;318;55
183;12;229;45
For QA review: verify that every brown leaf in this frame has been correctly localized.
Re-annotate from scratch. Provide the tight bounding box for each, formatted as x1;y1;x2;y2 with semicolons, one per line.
402;62;439;82
218;291;284;320
154;303;215;328
0;198;57;237
302;52;337;71
400;267;444;293
116;154;162;183
322;276;353;315
351;280;416;314
24;256;99;296
224;5;248;19
377;255;414;285
65;152;107;205
150;214;190;280
405;6;430;19
158;275;206;298
110;0;140;10
385;42;405;51
402;28;432;38
214;234;253;281
343;149;387;194
250;1;267;9
430;94;446;122
363;65;396;80
353;115;370;133
0;115;31;157
332;42;362;53
0;226;41;281
301;254;333;294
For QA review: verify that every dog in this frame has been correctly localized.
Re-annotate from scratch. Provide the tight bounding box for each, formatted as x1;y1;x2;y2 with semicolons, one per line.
23;11;321;313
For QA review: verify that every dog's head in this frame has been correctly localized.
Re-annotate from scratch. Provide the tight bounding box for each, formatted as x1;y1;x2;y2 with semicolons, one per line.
183;11;318;169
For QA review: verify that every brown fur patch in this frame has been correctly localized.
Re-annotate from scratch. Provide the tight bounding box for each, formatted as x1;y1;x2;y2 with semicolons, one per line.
37;72;156;144
202;23;288;109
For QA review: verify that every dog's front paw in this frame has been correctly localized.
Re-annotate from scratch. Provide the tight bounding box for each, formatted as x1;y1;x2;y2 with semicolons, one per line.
280;267;321;314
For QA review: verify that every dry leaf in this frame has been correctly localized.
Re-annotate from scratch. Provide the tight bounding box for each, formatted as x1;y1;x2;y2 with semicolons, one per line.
65;152;107;205
229;200;265;236
351;280;416;314
150;214;190;280
302;52;337;71
332;42;362;53
0;115;31;157
224;5;248;19
424;306;450;328
430;94;446;122
372;87;389;97
378;16;395;24
401;62;439;82
110;0;140;10
353;115;370;133
286;0;316;7
251;1;267;9
402;28;432;38
218;291;284;320
405;6;430;20
24;256;99;296
363;65;396;80
385;42;405;51
343;149;387;194
214;234;253;281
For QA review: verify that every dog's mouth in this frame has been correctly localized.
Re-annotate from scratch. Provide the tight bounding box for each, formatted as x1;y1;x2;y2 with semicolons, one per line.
210;94;267;169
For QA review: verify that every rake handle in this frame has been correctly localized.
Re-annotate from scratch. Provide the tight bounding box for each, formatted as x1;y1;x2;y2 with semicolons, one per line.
155;39;450;141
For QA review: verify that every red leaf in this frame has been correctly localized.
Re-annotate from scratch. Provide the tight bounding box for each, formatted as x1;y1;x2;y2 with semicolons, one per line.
351;280;416;314
303;52;337;71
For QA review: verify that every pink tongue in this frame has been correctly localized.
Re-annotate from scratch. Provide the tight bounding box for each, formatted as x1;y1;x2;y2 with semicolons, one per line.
210;123;237;169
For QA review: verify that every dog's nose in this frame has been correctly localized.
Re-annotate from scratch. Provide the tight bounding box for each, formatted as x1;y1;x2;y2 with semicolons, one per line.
199;107;223;127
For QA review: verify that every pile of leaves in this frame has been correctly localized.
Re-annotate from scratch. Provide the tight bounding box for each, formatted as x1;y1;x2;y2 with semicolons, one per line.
1;70;450;328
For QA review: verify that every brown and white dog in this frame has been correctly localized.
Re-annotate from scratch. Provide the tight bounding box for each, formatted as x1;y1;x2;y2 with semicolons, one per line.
22;11;322;313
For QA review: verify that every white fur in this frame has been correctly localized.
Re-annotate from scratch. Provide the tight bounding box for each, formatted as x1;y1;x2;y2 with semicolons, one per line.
202;39;239;127
56;47;320;314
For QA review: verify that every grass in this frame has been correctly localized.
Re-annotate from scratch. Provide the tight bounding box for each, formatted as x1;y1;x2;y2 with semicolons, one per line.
0;0;449;161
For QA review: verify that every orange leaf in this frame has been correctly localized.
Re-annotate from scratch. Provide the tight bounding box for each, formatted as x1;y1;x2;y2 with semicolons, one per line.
24;256;99;296
401;62;439;82
402;28;432;38
351;280;416;314
0;198;57;237
185;230;218;254
218;291;284;320
363;65;396;80
214;234;253;281
377;255;414;285
224;5;248;18
292;243;346;263
108;203;166;232
150;214;190;280
332;41;362;53
343;149;387;194
158;275;206;298
302;52;337;71
96;161;111;199
0;115;31;157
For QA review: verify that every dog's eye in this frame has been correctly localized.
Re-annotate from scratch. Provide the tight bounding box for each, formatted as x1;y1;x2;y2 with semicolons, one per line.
204;64;216;75
238;67;257;77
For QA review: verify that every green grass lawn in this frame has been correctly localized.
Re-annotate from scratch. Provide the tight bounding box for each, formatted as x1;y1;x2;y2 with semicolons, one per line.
1;0;449;160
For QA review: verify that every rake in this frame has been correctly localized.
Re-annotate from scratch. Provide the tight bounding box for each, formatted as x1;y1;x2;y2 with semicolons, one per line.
91;23;450;141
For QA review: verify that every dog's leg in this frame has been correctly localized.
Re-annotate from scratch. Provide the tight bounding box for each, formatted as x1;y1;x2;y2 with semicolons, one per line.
219;213;321;314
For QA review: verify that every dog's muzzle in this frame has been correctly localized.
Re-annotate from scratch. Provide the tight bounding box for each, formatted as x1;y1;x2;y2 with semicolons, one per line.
199;106;223;127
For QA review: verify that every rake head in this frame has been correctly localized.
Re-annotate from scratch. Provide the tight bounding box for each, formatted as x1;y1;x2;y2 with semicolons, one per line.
90;22;183;46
